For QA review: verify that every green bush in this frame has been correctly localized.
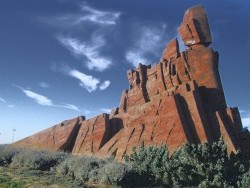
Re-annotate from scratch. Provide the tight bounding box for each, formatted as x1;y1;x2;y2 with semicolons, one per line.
170;138;231;187
0;145;22;166
125;144;171;186
10;149;68;171
237;168;250;187
56;156;142;186
56;156;104;181
97;160;130;184
125;138;250;187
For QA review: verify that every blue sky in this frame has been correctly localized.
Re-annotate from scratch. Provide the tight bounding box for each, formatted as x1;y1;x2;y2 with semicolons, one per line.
0;0;250;144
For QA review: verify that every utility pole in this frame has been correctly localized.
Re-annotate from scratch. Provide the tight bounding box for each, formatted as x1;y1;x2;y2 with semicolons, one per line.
12;129;16;143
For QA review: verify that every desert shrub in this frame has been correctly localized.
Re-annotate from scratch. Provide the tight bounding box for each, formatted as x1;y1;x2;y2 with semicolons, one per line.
0;145;22;166
11;149;68;171
125;138;250;187
1;138;249;187
57;155;144;186
171;138;230;187
125;144;171;186
224;150;250;187
237;168;250;188
96;160;130;184
56;155;104;182
74;157;105;182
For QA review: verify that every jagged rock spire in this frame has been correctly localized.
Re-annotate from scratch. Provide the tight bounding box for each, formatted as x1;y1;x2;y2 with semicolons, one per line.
178;4;212;48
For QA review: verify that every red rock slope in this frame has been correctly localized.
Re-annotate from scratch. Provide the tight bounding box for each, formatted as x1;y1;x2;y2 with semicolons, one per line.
14;5;250;160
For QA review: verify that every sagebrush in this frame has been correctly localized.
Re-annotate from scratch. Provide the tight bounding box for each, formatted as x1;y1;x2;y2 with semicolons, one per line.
0;138;249;187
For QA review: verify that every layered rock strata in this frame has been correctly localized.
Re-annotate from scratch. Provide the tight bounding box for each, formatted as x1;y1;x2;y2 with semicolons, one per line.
14;5;250;160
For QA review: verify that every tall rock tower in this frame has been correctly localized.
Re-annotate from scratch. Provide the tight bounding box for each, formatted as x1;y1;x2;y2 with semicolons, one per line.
14;5;250;160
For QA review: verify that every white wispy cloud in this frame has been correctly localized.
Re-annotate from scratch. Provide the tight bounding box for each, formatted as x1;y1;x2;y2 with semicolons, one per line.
99;80;111;90
239;110;246;113
79;5;120;25
52;65;110;93
22;89;53;106
69;69;100;92
100;108;112;114
39;82;50;88
240;109;250;130
242;118;250;127
41;4;120;27
42;3;117;72
125;52;148;67
16;85;79;112
0;96;15;108
57;35;112;71
82;109;92;115
8;105;15;108
57;104;79;112
0;97;6;103
125;24;169;67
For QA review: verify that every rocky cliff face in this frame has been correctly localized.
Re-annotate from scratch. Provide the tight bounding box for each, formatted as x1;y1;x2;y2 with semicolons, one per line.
14;5;250;160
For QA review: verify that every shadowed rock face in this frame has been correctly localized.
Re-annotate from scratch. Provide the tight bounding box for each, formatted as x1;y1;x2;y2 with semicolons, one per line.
14;5;250;160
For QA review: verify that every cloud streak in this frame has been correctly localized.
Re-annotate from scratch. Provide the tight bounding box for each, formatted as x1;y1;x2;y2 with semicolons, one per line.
57;35;112;71
39;82;50;88
8;105;15;108
67;69;110;92
99;80;110;90
125;24;169;67
242;118;250;127
57;104;79;111
100;108;112;113
0;97;6;103
0;96;15;109
22;89;53;106
240;109;250;130
41;4;120;27
79;5;120;25
69;69;100;92
16;86;80;112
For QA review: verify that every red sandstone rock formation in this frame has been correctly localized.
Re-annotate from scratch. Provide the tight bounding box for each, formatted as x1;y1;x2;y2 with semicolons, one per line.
14;116;85;151
14;5;250;160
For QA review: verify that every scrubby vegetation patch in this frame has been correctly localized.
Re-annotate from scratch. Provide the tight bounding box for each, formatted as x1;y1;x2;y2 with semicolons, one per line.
0;138;249;187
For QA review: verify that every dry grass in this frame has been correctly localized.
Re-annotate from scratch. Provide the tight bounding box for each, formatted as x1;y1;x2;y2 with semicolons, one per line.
0;166;82;188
